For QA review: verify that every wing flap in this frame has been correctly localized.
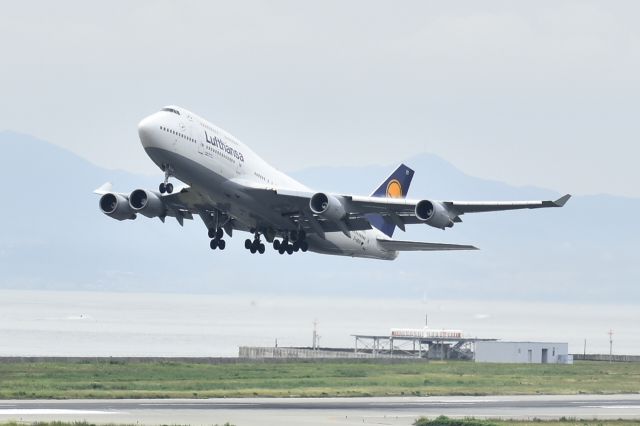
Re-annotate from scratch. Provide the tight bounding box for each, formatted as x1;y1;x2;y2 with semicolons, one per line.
289;214;373;233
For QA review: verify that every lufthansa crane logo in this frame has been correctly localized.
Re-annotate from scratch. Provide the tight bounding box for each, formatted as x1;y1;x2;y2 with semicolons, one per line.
386;179;402;198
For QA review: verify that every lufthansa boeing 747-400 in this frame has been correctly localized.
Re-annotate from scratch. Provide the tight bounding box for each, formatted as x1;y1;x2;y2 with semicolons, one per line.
95;105;570;260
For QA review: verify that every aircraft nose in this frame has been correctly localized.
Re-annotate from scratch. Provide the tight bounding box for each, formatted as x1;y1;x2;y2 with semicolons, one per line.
137;115;156;149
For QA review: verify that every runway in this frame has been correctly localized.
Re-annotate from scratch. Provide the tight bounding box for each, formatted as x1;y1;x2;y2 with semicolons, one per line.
1;395;640;425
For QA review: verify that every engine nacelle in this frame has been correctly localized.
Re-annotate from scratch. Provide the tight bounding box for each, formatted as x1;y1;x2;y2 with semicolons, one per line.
415;200;454;229
309;192;347;222
129;189;166;218
99;193;136;221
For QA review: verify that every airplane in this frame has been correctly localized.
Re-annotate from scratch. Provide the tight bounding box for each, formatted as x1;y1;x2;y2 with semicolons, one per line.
95;105;570;260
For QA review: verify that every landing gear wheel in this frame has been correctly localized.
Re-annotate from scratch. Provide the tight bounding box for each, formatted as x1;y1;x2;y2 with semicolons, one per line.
258;244;265;254
292;241;300;252
273;240;281;250
218;239;226;250
165;183;174;194
244;239;252;250
300;241;309;252
278;247;285;255
210;239;218;250
208;228;216;239
286;245;293;255
159;183;166;194
216;228;224;240
250;245;257;254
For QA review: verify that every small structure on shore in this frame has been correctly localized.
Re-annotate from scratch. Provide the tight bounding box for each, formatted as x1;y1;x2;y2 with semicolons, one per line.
475;341;572;364
352;327;495;360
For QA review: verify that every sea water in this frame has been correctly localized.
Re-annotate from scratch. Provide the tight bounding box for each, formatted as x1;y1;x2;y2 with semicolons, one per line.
0;289;637;356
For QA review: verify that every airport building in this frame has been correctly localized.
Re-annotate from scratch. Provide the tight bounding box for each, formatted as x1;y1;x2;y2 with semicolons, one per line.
239;324;571;363
351;327;496;360
474;341;571;364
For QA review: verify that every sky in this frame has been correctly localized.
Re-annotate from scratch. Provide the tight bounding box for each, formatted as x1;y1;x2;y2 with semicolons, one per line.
1;1;638;197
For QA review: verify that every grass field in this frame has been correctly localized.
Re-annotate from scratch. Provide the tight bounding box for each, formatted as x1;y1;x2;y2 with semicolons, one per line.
416;418;640;425
0;360;638;399
0;423;227;426
1;420;640;426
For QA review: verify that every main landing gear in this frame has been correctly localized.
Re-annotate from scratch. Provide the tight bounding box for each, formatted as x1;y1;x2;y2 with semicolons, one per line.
159;182;173;194
273;231;309;255
245;233;266;254
209;227;226;250
159;165;174;194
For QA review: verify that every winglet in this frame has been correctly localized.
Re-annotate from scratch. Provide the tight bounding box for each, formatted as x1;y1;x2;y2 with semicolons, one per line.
93;182;113;195
553;194;571;207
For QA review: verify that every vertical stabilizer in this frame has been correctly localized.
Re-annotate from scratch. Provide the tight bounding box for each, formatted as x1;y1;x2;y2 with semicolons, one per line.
366;164;414;237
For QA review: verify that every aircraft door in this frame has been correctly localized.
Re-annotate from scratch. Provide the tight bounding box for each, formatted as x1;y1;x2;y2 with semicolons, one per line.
184;113;200;156
176;121;187;153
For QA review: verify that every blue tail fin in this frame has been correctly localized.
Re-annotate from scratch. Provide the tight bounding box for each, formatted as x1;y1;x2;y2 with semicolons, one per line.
366;164;415;237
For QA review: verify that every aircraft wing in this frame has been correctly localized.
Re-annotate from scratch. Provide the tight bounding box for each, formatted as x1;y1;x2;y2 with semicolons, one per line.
343;193;571;216
125;176;569;237
95;177;570;239
377;239;478;251
442;194;572;214
267;186;571;234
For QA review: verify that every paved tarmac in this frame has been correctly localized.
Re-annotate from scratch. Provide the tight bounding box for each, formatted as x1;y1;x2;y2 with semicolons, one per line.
1;395;640;425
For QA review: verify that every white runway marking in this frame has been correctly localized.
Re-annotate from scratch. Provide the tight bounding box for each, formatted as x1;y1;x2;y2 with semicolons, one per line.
139;402;214;406
584;405;640;409
0;409;115;415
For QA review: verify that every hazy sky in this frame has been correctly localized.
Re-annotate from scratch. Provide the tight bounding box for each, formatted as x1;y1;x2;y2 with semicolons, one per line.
1;1;638;197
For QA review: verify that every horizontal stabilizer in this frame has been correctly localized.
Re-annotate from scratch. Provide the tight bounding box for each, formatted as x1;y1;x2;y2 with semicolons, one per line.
553;194;571;207
377;238;478;252
93;182;113;195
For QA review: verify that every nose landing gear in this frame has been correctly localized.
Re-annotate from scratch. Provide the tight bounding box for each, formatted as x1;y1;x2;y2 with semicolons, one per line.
159;165;174;194
159;182;173;194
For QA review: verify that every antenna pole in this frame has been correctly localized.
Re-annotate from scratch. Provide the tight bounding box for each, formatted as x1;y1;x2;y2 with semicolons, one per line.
313;319;318;350
608;329;614;363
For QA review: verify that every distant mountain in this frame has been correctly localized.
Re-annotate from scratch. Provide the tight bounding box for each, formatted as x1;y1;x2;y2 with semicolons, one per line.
1;131;637;302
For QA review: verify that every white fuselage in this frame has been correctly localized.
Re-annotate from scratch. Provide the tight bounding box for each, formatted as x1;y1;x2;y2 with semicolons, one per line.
137;107;397;260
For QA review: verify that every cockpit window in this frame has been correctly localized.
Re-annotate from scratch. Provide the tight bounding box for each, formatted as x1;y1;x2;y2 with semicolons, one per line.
161;107;181;115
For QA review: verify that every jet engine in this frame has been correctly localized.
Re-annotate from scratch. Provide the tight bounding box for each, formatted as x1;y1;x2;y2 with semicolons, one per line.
99;193;136;221
415;200;454;229
309;192;347;222
129;189;166;218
